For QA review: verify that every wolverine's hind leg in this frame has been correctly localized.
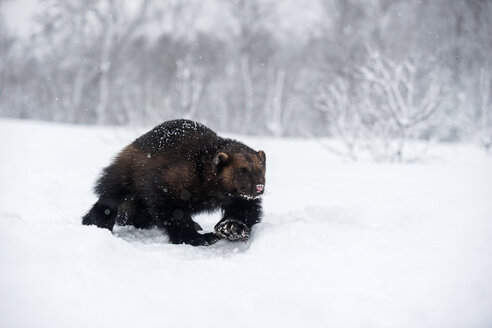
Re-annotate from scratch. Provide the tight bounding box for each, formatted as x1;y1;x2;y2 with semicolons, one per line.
116;196;153;229
82;199;119;230
84;160;131;231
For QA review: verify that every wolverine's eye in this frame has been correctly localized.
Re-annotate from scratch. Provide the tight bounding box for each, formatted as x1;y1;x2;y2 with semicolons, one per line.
239;168;248;176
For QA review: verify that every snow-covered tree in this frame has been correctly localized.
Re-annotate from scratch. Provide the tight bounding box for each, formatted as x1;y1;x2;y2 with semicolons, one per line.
356;52;444;162
264;68;289;137
316;78;363;160
317;52;446;162
471;68;492;153
174;57;204;120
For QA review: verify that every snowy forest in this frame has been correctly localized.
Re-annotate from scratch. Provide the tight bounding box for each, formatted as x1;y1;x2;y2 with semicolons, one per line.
1;0;491;158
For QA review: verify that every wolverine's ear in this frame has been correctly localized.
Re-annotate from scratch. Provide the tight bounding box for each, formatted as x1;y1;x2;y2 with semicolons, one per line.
258;150;266;164
213;152;230;166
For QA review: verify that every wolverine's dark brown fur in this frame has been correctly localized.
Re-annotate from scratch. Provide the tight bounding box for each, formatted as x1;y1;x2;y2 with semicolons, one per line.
82;119;266;246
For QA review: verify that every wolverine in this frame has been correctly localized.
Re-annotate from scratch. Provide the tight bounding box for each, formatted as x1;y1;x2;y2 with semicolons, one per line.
82;119;266;246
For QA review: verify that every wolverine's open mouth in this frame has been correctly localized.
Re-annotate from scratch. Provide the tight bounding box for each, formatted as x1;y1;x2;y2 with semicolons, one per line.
238;184;264;200
239;194;262;200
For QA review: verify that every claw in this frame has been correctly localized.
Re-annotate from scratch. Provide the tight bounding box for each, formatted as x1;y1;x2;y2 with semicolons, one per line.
214;219;250;242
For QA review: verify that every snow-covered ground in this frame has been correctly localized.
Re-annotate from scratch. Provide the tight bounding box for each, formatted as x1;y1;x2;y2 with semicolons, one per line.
0;118;491;328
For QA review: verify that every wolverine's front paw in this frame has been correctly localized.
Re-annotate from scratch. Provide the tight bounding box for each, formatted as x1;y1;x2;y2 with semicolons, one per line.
214;219;250;241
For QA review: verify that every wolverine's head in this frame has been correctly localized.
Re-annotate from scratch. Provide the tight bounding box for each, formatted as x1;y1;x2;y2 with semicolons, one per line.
214;145;266;200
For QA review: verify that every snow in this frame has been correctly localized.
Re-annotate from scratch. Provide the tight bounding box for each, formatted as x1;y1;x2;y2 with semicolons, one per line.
1;118;491;328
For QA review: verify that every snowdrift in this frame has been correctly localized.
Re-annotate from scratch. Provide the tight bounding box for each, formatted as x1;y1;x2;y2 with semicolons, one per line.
1;119;491;328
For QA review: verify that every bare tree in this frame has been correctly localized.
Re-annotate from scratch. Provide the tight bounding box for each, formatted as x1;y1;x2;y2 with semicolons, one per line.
264;67;289;136
473;68;492;153
316;78;364;160
227;0;276;133
93;0;151;124
317;52;445;162
0;14;14;116
174;57;204;120
357;52;444;162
